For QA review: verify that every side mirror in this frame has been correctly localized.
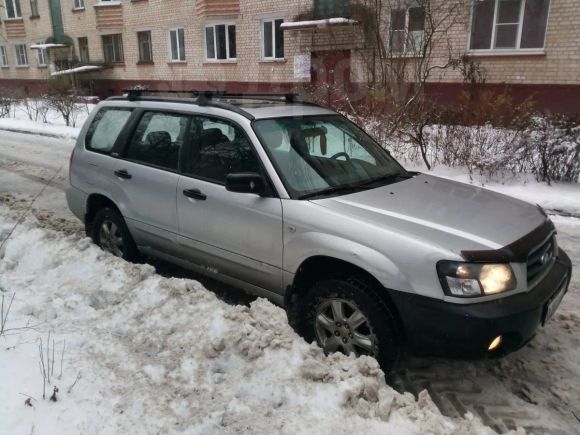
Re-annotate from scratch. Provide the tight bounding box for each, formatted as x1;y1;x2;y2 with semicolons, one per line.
226;173;266;195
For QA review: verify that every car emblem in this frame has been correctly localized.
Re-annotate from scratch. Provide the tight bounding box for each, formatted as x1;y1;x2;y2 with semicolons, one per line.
540;252;551;265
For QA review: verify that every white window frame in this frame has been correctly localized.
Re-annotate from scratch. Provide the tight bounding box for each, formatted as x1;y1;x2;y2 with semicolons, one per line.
102;33;124;64
0;46;9;67
14;43;28;66
467;0;551;56
204;22;236;62
389;6;425;57
168;28;186;62
73;0;85;10
5;0;22;19
30;0;39;17
36;42;47;67
261;18;284;60
137;30;153;63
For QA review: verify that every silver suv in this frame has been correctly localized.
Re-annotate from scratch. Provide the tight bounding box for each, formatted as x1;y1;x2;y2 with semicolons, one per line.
67;90;572;370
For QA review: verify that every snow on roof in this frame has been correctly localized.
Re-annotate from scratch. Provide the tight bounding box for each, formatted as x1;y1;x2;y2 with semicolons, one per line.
30;43;68;50
280;18;358;30
51;65;102;76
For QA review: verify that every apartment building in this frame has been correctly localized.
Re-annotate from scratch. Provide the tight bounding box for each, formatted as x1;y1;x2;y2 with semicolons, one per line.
0;0;578;114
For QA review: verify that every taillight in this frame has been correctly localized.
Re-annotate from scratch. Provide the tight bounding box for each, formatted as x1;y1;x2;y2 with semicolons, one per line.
69;148;75;183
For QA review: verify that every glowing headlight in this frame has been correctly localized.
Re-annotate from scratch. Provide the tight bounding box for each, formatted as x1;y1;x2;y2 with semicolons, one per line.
437;262;516;298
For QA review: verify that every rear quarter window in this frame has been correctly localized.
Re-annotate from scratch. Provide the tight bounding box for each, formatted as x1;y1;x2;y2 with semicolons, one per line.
85;107;133;153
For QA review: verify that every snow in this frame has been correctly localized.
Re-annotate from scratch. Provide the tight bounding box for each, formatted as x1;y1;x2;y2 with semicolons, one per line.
51;66;103;77
29;44;68;50
0;100;93;139
0;206;500;435
281;18;358;30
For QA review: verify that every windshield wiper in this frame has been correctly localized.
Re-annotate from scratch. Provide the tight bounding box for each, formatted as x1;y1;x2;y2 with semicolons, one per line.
358;174;410;188
298;184;365;200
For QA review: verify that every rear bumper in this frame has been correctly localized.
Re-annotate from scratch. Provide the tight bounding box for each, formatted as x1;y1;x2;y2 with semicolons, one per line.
66;185;87;223
390;248;572;359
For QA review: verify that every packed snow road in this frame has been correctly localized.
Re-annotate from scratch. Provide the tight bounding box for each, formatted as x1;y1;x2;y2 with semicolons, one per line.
1;129;579;434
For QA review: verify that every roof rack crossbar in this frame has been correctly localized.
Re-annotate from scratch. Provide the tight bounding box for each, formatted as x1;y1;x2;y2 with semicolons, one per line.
122;88;299;103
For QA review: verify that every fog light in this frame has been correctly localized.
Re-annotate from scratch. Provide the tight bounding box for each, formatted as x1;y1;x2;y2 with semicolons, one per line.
488;335;502;351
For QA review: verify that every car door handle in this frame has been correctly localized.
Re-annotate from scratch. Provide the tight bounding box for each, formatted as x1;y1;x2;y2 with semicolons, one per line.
183;189;207;201
114;169;132;179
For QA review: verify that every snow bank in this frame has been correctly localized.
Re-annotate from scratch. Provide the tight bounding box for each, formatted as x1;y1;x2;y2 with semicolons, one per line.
0;206;501;434
0;118;80;140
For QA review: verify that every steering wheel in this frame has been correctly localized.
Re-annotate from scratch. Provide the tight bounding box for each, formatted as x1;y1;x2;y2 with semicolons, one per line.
331;152;351;161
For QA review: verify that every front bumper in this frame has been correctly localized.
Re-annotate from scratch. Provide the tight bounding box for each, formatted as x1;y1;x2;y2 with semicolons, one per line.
390;248;572;359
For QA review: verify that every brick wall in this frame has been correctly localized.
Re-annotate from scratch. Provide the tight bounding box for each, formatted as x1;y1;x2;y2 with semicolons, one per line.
1;0;579;96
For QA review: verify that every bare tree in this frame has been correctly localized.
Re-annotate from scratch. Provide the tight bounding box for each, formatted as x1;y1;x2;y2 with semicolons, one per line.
46;78;84;127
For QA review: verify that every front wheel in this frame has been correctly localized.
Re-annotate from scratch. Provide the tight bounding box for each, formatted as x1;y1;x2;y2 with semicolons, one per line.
90;207;141;262
298;276;401;371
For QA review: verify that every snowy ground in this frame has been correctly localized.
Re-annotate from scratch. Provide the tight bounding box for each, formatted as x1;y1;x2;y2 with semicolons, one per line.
0;117;579;434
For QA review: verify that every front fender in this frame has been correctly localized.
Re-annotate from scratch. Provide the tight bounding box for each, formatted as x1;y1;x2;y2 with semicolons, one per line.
284;231;412;293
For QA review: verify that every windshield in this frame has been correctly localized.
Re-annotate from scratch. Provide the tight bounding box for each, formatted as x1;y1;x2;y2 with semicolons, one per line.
253;115;409;199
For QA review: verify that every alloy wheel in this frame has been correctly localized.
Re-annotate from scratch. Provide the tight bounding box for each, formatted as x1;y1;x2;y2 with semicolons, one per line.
314;298;377;357
99;220;124;257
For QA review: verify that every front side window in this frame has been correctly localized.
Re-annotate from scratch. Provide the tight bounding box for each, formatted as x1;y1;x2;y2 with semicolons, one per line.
390;6;425;55
102;34;124;64
184;117;260;184
85;108;132;154
0;46;8;67
73;0;85;9
137;31;153;63
5;0;22;19
262;19;284;59
125;111;191;171
470;0;550;51
36;44;47;66
169;28;185;62
205;24;236;60
14;44;27;66
78;37;89;63
254;116;408;199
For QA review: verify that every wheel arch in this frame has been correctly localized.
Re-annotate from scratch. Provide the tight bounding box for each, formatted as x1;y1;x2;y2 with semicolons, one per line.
286;255;406;341
85;193;122;233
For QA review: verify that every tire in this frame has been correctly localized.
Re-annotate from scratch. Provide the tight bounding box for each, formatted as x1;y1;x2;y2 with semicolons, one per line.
298;275;401;372
90;207;141;262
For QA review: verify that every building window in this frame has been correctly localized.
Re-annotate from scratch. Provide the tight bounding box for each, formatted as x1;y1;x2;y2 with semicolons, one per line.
5;0;22;19
102;34;124;64
0;46;8;67
469;0;550;51
30;0;39;17
78;37;89;63
73;0;85;9
314;0;350;19
14;44;28;66
137;31;153;63
36;43;47;66
205;23;236;60
390;6;425;55
169;28;185;62
262;19;284;60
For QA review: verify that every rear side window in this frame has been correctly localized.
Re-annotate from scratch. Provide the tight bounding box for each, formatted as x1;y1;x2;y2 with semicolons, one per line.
85;107;132;153
125;111;192;171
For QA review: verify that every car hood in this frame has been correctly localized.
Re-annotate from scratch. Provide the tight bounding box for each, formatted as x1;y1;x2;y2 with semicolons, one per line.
311;174;547;251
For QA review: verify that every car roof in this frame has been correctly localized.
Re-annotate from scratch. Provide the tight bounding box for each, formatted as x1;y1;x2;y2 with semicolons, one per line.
105;95;338;120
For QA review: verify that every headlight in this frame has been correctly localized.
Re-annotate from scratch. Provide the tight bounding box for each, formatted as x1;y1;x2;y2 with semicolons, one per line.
437;261;516;297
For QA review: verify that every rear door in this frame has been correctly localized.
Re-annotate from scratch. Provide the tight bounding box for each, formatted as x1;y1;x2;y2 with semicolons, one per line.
109;110;192;254
176;115;284;293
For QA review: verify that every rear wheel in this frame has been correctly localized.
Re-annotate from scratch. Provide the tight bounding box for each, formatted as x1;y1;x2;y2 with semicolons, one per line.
298;275;400;371
91;208;141;262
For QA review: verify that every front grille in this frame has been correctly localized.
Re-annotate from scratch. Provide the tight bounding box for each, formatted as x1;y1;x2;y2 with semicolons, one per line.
527;234;557;285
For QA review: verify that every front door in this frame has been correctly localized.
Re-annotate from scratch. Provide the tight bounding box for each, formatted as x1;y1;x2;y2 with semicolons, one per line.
176;115;284;293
